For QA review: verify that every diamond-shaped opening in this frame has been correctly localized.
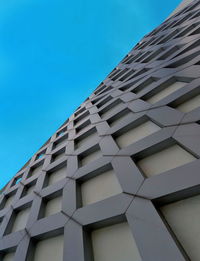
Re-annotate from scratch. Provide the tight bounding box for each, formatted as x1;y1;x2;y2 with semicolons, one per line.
97;85;113;96
176;94;200;113
165;50;200;68
129;68;149;81
79;164;122;206
41;191;63;218
135;51;151;62
56;126;67;137
53;134;68;149
144;77;190;104
122;54;134;64
114;117;161;149
96;96;112;109
74;111;90;126
92;94;106;105
79;145;102;167
157;45;180;60
46;163;67;186
51;148;65;163
118;78;138;91
21;180;36;198
161;194;200;261
36;149;46;160
169;88;200;113
107;108;133;127
131;77;157;94
143;48;164;62
12;174;23;186
28;162;43;178
94;82;106;94
91;221;142;261
108;68;120;78
76;119;91;134
99;99;122;118
1;193;16;210
111;68;129;81
6;205;31;234
32;234;64;261
75;107;86;117
75;128;97;149
134;140;196;177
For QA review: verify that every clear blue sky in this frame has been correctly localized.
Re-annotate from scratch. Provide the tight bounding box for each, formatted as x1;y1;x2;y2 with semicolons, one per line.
0;0;181;188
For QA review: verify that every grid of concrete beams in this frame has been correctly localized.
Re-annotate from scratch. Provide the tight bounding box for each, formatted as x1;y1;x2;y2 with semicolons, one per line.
0;0;200;260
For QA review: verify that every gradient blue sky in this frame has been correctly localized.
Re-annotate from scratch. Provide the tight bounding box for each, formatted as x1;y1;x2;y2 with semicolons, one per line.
0;0;181;188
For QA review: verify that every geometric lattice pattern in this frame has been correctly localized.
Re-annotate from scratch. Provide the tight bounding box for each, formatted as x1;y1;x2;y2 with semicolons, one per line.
1;0;200;260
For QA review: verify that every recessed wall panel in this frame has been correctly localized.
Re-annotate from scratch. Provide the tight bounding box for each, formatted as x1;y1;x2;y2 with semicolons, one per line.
147;81;187;104
92;222;142;261
11;208;30;233
81;150;102;166
116;121;160;148
33;235;64;261
48;167;67;185
44;196;62;217
161;195;200;261
137;144;196;177
81;169;122;205
3;253;15;261
176;94;200;113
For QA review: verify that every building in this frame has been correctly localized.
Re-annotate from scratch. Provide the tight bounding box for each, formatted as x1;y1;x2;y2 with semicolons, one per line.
1;0;200;260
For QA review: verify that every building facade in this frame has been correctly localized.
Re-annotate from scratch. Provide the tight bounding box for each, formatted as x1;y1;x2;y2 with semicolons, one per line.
1;0;200;260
